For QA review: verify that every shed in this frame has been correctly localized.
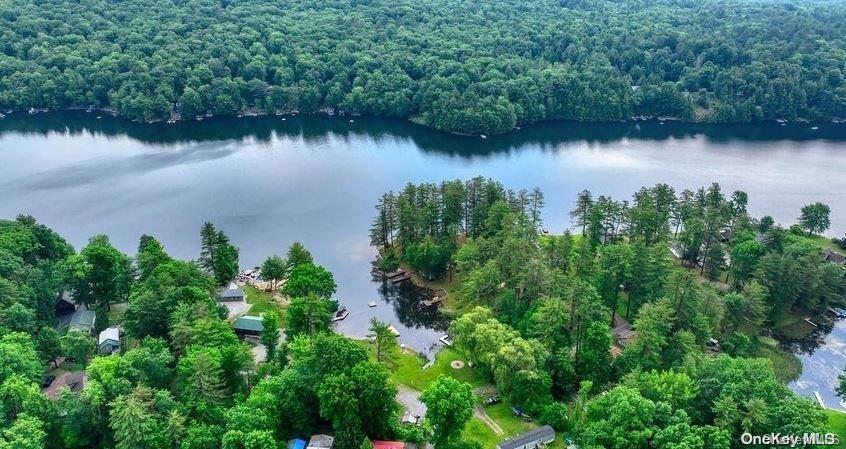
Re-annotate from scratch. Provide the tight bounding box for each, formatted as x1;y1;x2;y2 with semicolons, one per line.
233;315;264;336
497;425;555;449
218;283;246;302
307;434;334;449
287;439;307;449
372;441;406;449
98;327;121;354
69;308;96;334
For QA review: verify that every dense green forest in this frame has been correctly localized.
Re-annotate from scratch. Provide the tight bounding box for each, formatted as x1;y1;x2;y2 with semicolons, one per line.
1;0;845;134
371;178;846;447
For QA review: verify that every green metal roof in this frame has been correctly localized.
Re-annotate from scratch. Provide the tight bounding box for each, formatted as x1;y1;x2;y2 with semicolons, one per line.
233;315;263;332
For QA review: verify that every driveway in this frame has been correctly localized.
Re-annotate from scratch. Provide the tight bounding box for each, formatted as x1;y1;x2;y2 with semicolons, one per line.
396;385;427;424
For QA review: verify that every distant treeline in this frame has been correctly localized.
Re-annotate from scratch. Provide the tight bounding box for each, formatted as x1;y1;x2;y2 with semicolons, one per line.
1;0;845;134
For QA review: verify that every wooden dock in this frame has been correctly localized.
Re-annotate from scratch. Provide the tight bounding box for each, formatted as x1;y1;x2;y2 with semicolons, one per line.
389;273;413;284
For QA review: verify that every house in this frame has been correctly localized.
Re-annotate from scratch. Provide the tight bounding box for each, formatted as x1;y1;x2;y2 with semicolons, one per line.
372;441;407;449
233;315;264;337
824;249;846;266
218;283;246;302
287;439;307;449
98;327;121;354
612;316;637;348
55;291;76;315
497;425;555;449
69;308;96;334
307;434;334;449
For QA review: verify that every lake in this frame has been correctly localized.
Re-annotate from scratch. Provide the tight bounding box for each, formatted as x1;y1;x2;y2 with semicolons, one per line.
2;111;846;388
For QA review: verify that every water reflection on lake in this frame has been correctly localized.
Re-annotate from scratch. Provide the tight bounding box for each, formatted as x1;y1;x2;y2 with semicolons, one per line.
2;111;846;363
786;318;846;411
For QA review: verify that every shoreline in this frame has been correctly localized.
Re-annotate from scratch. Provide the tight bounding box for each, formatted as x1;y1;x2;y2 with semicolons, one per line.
4;107;842;138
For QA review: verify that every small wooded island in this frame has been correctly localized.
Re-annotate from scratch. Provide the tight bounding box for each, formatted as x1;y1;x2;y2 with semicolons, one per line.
1;0;845;134
2;179;845;448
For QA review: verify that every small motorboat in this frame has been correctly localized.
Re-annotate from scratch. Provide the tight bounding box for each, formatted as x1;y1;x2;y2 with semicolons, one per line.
332;306;349;322
368;301;377;308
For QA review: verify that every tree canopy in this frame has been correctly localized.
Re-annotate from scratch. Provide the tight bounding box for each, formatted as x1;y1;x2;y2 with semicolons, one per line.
1;0;845;134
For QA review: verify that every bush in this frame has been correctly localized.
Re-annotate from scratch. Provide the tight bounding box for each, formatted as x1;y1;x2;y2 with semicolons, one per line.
539;401;570;431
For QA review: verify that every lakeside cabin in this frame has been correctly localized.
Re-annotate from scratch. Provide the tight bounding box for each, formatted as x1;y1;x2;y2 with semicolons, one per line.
218;283;246;302
69;308;96;334
55;291;76;315
497;425;555;449
98;327;121;354
307;434;334;449
233;316;264;337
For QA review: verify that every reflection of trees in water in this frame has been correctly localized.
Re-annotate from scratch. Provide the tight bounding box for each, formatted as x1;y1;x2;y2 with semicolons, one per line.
373;273;450;331
4;111;846;160
776;319;836;356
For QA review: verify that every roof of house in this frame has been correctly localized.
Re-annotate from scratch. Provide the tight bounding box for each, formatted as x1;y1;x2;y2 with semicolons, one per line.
825;249;846;264
307;434;334;449
58;291;76;305
218;283;245;300
98;327;120;345
497;425;555;449
233;315;264;333
372;441;406;449
69;309;96;331
288;439;307;449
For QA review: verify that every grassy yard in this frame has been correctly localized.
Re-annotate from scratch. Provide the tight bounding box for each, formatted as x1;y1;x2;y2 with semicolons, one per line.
106;302;129;325
388;346;488;390
793;233;846;257
369;344;564;448
749;336;802;383
827;409;846;448
243;284;284;317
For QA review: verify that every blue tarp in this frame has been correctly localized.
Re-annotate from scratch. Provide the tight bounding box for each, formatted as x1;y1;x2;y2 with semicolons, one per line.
288;439;306;449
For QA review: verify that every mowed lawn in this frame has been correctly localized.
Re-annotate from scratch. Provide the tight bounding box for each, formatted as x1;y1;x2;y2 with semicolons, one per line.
827;409;846;448
369;344;560;448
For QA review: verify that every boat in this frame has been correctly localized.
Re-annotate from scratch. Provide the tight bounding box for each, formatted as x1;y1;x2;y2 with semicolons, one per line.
387;325;400;336
439;334;453;346
349;119;354;123
812;126;819;130
480;134;487;139
368;301;377;308
332;306;349;322
814;390;826;408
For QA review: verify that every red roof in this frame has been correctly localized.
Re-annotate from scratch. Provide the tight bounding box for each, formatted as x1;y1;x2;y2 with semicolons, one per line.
371;441;405;449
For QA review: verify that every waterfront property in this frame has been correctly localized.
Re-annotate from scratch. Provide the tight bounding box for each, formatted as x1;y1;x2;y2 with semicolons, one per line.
233;315;264;337
497;425;555;449
218;282;246;301
98;327;121;354
68;308;96;333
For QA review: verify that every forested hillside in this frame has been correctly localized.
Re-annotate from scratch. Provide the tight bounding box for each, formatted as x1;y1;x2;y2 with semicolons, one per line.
1;0;845;134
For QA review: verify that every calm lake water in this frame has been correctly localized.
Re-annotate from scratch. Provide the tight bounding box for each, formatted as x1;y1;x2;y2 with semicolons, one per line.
2;111;846;389
787;318;846;412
